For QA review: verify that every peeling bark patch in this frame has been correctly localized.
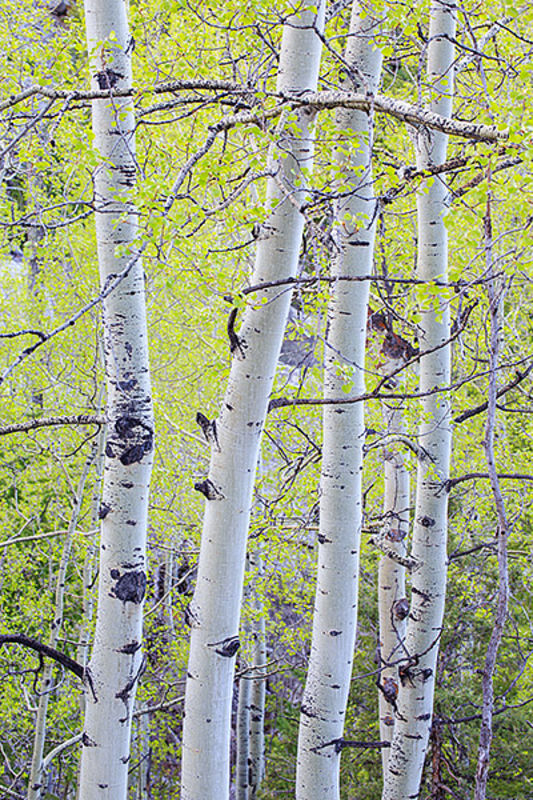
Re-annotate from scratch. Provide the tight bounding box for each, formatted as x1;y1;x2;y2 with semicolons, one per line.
111;570;147;604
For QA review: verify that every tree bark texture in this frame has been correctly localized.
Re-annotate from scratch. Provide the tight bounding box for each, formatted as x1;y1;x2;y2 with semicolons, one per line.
382;2;456;797
377;392;409;772
179;5;325;799
78;1;154;797
295;6;383;798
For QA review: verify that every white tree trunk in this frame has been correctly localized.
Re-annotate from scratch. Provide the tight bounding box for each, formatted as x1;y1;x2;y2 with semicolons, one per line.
236;662;252;800
180;6;325;799
377;398;409;771
78;1;154;798
382;3;456;797
295;6;382;798
248;551;266;799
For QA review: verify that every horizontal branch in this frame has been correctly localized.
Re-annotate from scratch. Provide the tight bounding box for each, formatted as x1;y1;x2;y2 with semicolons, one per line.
446;472;533;489
239;272;494;298
0;528;96;550
0;415;104;437
286;90;506;142
1;82;507;142
0;78;247;112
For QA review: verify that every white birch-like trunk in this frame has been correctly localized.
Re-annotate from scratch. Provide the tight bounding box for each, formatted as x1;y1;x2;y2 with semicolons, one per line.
78;2;154;798
248;551;266;799
382;3;456;797
295;6;382;798
180;6;325;798
377;397;409;770
236;662;252;800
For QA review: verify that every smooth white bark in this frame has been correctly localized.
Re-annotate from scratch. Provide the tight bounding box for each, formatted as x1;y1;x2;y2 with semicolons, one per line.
248;552;266;799
295;6;382;798
180;6;325;799
78;2;154;798
382;2;456;797
236;663;252;800
377;397;409;771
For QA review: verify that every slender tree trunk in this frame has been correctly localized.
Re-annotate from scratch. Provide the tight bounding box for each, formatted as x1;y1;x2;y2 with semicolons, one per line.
295;6;382;798
236;659;252;800
236;549;267;800
382;3;456;797
78;1;154;797
474;185;509;800
377;393;409;771
28;452;94;800
180;6;325;798
248;551;266;799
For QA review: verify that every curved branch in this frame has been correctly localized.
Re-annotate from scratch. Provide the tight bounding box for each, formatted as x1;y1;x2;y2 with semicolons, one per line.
0;634;86;684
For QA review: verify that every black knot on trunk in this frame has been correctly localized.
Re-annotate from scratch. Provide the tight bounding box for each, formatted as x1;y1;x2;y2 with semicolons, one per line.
95;68;124;90
208;635;240;658
110;569;147;604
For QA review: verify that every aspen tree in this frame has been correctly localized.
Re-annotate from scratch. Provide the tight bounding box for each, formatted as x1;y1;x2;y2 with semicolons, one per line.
382;2;456;796
180;4;325;799
295;5;383;797
377;381;409;770
78;0;154;797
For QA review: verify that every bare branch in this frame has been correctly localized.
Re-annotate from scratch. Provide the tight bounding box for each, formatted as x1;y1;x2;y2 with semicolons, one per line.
0;415;104;437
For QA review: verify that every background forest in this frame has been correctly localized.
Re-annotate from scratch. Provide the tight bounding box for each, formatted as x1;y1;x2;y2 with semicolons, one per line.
0;0;532;798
